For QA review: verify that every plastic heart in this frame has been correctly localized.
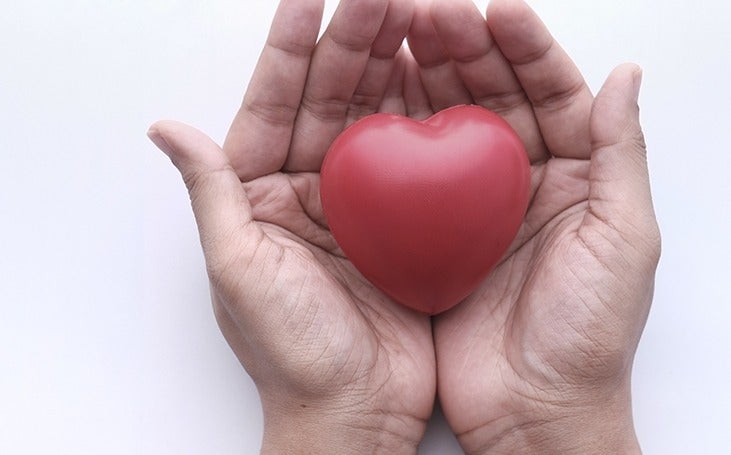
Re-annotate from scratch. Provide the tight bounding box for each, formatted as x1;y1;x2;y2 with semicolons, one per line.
320;105;530;314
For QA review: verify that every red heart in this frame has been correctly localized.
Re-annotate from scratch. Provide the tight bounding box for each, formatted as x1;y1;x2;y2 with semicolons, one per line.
320;105;530;314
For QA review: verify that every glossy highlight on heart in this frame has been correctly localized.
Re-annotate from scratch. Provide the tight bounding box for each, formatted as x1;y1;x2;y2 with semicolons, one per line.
320;105;530;314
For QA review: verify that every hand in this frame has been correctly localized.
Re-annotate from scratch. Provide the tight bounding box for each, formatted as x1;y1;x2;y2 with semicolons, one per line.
415;1;660;453
148;0;438;453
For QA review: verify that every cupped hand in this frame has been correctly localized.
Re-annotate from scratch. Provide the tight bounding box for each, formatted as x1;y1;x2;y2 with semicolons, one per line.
413;0;660;453
148;0;440;453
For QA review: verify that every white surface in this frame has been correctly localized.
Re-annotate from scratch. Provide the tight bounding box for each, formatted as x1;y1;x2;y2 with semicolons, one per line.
1;0;729;453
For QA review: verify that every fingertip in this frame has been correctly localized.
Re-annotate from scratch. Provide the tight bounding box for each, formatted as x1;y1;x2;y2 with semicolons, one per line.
146;120;187;154
485;0;553;68
147;120;233;176
604;63;643;106
149;122;253;245
431;0;478;14
276;0;325;44
429;0;487;61
147;119;186;141
625;63;643;102
371;0;416;58
147;120;176;157
390;0;416;18
486;0;520;19
615;62;643;103
430;0;482;28
407;0;447;65
409;0;433;36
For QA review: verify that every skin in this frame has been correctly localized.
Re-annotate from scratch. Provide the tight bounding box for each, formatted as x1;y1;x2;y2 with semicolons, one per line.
148;0;660;453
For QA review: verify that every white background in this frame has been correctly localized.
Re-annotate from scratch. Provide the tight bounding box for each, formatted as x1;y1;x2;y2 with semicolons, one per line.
1;0;729;453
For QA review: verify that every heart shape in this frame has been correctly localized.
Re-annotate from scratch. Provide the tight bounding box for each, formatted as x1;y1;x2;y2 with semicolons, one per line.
320;105;530;314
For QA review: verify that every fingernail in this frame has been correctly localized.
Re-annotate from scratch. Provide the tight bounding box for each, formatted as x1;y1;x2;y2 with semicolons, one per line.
147;127;173;157
632;67;643;103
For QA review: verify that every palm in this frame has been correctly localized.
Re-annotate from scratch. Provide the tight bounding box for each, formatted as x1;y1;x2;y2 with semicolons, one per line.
225;169;434;413
434;158;618;430
434;146;658;447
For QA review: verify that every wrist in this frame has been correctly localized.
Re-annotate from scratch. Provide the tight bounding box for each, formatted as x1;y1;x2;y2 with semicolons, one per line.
458;382;641;454
260;395;426;454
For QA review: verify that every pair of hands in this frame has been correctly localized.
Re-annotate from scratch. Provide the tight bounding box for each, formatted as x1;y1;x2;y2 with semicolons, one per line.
148;0;660;453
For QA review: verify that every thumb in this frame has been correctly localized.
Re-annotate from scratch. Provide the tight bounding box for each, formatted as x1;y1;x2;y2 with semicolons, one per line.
588;64;659;253
147;120;263;277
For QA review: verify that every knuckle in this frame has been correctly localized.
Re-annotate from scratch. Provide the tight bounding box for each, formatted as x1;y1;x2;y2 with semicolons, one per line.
347;91;382;119
300;93;349;123
265;39;314;59
512;39;553;67
532;78;585;113
328;27;374;54
243;97;299;127
474;89;528;115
